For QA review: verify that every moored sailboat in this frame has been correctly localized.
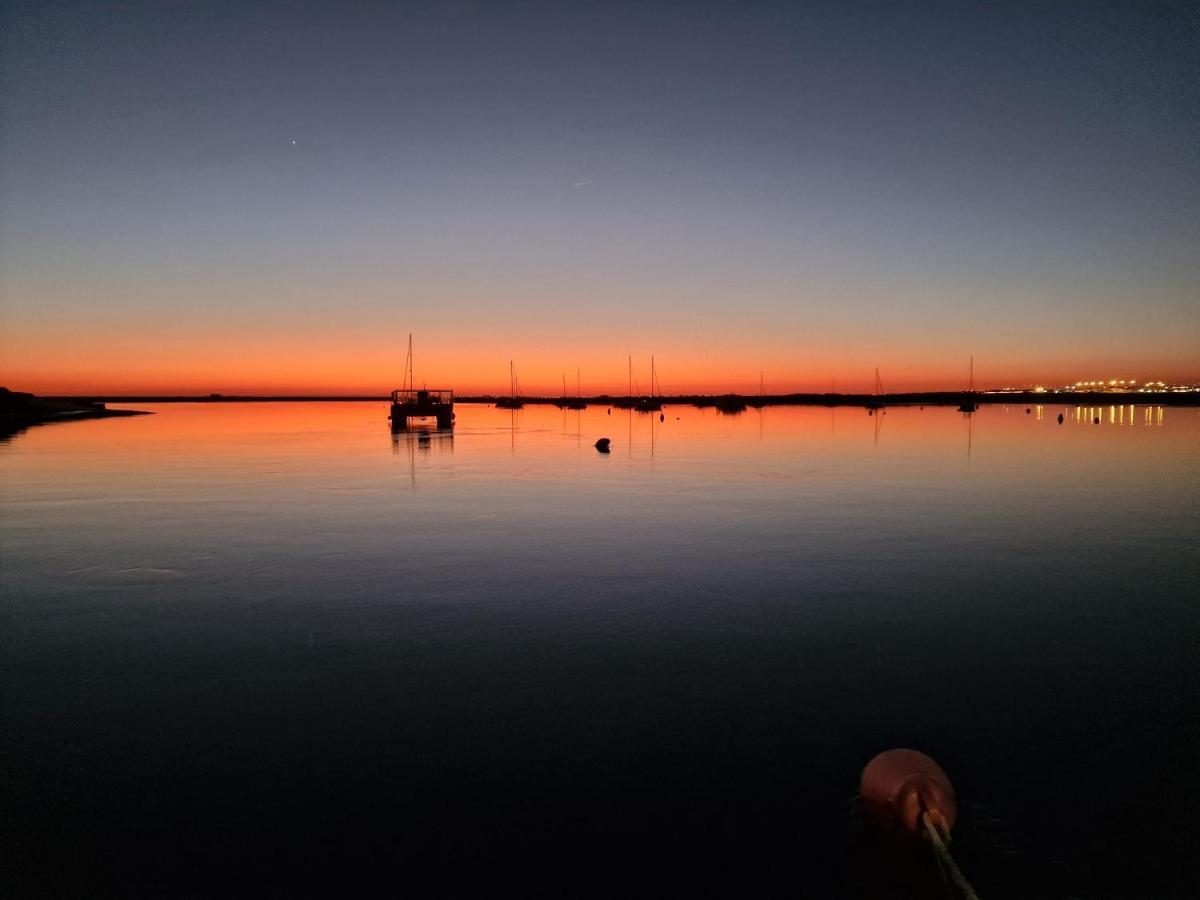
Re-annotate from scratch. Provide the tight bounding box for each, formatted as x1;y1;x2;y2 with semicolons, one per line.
556;367;587;410
634;356;663;412
958;356;978;412
496;361;524;409
866;368;886;411
389;334;455;430
613;355;639;409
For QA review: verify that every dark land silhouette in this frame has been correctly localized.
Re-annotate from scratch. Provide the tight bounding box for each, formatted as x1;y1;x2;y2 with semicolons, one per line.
0;388;149;440
44;390;1200;408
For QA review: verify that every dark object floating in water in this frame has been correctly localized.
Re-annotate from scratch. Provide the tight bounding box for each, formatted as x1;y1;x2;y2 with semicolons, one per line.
957;398;978;413
714;395;747;414
1094;416;1100;424
860;748;957;838
607;408;611;415
594;437;611;453
659;413;665;422
1058;413;1064;424
1026;407;1031;413
860;749;979;900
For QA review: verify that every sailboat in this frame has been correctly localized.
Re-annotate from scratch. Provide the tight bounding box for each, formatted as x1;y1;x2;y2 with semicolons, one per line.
388;334;455;430
495;361;524;409
613;355;638;409
553;373;569;409
634;356;663;412
558;367;587;410
866;368;886;411
958;356;979;412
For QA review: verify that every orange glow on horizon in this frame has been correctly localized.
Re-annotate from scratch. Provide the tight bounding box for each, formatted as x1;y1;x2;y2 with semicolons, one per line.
4;323;1195;396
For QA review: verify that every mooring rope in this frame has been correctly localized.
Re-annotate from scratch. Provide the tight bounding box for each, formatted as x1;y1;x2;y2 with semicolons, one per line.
921;811;982;900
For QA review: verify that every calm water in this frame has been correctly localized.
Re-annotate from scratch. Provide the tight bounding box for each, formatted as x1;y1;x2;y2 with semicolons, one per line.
2;402;1197;897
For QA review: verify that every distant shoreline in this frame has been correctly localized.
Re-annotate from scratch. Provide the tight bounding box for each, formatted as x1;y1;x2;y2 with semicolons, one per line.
46;391;1200;407
1;388;150;439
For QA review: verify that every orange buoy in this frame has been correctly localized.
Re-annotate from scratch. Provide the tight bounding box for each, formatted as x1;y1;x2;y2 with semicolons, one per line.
860;748;957;838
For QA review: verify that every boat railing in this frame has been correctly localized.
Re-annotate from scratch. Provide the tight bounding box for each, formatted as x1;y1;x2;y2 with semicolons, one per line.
391;389;454;405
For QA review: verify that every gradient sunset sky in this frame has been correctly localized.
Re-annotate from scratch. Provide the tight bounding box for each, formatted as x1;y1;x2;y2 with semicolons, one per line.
2;1;1197;395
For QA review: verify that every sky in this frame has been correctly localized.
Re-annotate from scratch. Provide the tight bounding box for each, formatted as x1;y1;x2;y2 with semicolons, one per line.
2;1;1197;395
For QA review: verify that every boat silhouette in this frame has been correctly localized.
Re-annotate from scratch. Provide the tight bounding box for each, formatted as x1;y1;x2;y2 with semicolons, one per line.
555;367;587;409
613;354;639;409
865;368;886;410
957;356;978;412
496;361;524;409
389;335;454;430
634;355;663;412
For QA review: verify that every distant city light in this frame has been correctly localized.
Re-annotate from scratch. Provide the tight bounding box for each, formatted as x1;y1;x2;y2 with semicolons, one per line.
989;378;1199;395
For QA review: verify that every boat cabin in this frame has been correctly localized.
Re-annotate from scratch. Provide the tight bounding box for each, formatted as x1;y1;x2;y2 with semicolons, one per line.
390;388;454;430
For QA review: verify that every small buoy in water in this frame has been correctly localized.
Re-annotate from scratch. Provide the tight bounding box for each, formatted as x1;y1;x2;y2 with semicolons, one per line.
1058;413;1064;424
594;438;611;453
860;748;957;838
1026;407;1031;414
659;413;665;422
607;408;611;415
1094;416;1100;424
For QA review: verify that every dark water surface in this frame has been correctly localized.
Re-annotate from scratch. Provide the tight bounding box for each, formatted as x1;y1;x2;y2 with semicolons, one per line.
2;402;1198;897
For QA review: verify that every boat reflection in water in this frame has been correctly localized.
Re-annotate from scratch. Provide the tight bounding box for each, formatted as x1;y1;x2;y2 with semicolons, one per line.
391;426;453;489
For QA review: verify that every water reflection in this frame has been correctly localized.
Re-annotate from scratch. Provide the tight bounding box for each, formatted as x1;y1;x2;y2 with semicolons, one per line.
443;401;1186;463
0;400;1185;486
3;399;1196;899
560;407;583;447
390;428;453;489
1069;404;1165;426
391;429;454;455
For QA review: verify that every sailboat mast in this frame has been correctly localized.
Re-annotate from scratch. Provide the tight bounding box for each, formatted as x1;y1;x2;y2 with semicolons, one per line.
403;333;414;393
577;365;581;398
628;355;632;398
969;355;974;392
